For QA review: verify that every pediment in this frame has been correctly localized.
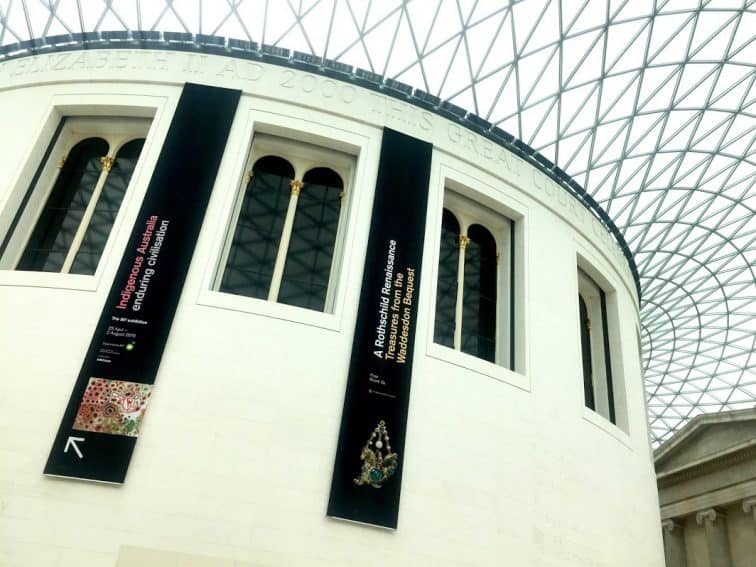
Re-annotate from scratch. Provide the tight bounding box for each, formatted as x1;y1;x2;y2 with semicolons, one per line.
655;410;756;475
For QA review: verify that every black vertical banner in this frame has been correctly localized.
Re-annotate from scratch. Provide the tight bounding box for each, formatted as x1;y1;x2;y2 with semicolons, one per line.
328;128;432;528
44;83;240;483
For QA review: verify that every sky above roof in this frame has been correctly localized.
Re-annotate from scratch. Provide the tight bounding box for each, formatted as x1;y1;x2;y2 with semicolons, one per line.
1;0;755;445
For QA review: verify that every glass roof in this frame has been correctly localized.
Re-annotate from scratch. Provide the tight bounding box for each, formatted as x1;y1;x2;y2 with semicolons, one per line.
1;0;754;446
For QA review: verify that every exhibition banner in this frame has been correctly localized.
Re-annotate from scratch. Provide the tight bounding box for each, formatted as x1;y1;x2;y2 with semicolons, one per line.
328;128;432;528
44;83;240;483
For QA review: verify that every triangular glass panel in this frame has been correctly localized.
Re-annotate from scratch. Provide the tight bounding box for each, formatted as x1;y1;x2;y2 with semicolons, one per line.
511;0;549;53
637;65;679;113
647;13;693;63
690;13;737;62
364;0;403;34
648;16;694;66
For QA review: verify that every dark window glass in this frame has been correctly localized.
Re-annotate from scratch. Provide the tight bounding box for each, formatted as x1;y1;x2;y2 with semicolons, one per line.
70;138;145;275
433;209;460;348
461;224;497;362
600;289;616;424
220;156;293;299
579;294;595;410
17;137;108;272
279;167;342;311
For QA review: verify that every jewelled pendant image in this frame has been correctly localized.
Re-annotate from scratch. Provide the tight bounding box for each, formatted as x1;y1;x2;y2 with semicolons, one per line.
354;420;398;488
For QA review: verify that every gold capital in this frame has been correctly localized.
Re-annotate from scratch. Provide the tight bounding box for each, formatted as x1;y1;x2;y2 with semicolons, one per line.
245;171;254;185
459;234;470;249
100;156;115;172
57;156;67;169
290;179;304;196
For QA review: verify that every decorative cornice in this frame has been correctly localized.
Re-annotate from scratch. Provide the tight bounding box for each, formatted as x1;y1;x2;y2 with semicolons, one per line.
656;442;756;488
660;478;756;521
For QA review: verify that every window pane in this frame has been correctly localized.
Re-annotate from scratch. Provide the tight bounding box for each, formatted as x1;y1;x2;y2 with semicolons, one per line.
433;209;460;348
70;139;145;275
220;156;293;299
579;294;595;410
17;137;108;272
600;289;616;424
461;224;497;362
278;167;342;311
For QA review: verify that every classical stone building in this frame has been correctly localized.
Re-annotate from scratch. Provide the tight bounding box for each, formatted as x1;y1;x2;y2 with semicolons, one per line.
656;408;756;567
0;42;664;566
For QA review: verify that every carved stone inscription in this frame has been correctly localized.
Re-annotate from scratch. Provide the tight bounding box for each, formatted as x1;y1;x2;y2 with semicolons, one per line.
7;50;172;75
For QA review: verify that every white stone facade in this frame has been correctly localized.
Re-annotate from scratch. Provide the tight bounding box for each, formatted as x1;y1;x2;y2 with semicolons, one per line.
0;49;663;566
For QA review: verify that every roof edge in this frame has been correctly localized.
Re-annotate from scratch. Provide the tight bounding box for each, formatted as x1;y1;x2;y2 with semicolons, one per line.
0;32;641;301
654;407;756;462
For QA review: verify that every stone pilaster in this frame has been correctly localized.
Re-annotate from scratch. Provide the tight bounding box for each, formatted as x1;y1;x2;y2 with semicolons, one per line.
695;508;732;567
661;519;687;567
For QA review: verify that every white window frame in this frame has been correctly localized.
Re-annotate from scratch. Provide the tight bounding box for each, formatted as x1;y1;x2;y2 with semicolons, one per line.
575;252;631;440
0;117;151;273
578;269;613;421
213;133;354;314
439;190;513;368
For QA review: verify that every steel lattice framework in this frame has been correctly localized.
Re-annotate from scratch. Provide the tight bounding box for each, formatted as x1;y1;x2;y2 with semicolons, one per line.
1;0;755;445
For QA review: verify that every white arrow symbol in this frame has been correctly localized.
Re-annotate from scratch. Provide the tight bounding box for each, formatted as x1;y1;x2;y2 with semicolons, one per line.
64;436;84;459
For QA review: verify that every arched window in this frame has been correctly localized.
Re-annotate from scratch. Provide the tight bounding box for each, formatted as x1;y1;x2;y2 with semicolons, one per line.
13;129;146;275
279;167;342;311
17;137;109;272
434;202;511;366
433;209;460;348
462;224;497;362
579;294;595;411
70;138;145;275
0;117;151;275
220;156;294;299
218;135;351;313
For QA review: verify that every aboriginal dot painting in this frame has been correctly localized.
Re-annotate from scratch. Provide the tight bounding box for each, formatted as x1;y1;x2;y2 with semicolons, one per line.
73;377;152;437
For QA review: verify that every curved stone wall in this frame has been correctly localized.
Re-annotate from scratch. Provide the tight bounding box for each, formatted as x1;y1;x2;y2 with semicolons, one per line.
0;50;663;566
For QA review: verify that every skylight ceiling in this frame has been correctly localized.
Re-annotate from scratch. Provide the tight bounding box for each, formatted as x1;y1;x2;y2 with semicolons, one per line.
1;0;754;446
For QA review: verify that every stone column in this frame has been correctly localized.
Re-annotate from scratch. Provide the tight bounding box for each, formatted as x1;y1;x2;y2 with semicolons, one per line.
695;508;732;567
743;497;756;523
661;519;687;567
